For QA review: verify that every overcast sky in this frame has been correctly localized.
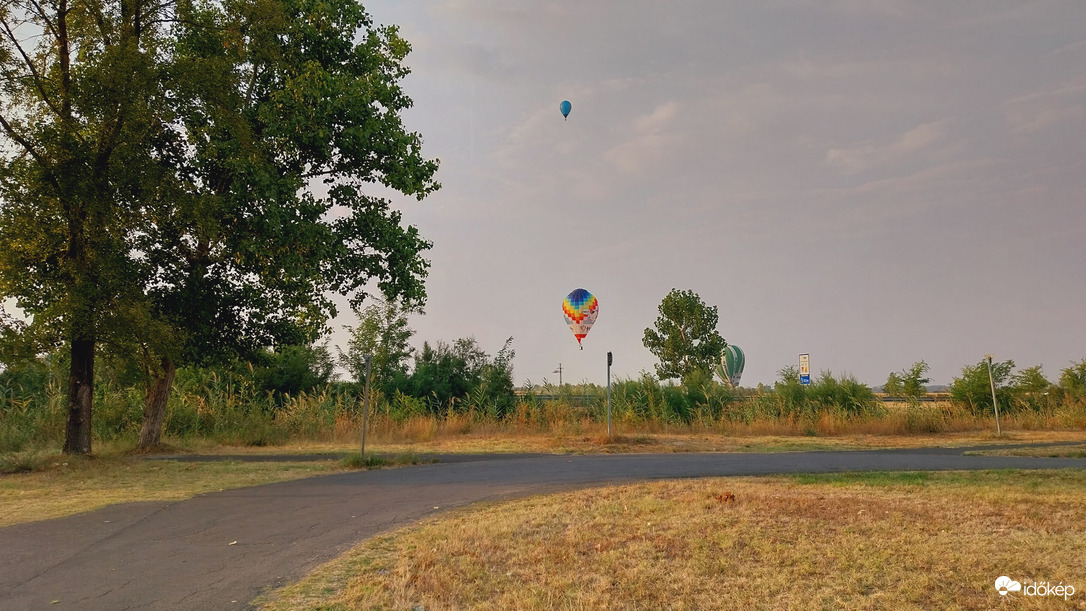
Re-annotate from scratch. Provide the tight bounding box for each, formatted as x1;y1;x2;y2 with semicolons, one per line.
325;0;1085;388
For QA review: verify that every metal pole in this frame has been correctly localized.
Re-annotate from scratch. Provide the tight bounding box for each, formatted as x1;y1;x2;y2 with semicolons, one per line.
360;354;372;457
606;351;613;438
985;354;1001;437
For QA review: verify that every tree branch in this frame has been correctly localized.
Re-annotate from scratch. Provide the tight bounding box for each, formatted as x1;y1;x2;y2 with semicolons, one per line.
0;16;65;119
0;112;61;192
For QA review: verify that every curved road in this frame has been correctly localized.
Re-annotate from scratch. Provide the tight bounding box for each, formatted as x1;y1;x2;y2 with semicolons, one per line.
2;445;1084;610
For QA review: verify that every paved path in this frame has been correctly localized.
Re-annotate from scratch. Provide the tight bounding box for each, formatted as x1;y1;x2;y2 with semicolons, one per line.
2;446;1084;610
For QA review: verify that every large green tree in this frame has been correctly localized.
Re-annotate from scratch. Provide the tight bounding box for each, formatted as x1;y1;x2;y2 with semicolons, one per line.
0;0;172;453
130;0;438;448
642;289;726;382
0;0;439;453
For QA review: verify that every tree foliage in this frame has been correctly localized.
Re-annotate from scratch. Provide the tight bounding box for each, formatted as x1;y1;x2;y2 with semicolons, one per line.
0;0;439;452
1058;360;1086;398
253;344;334;398
1011;365;1050;394
0;0;176;452
950;359;1014;414
393;337;516;415
341;297;416;390
642;289;726;382
882;372;904;396
881;361;929;398
901;361;930;399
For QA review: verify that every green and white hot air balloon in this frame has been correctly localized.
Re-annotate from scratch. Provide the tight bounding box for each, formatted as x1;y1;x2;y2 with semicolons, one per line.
715;345;745;388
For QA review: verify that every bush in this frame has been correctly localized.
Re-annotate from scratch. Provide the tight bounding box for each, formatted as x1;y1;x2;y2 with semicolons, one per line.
950;359;1016;415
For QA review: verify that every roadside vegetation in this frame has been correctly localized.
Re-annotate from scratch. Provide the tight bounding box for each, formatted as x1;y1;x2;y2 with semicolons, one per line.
2;338;1084;460
258;470;1086;611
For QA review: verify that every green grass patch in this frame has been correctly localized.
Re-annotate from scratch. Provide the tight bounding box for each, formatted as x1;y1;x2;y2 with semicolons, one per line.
340;450;428;470
790;468;1086;490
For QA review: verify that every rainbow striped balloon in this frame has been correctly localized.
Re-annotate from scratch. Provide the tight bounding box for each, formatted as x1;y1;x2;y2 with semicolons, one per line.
562;288;598;349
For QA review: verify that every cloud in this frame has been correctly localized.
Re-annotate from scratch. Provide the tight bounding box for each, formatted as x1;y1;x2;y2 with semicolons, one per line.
825;119;951;174
603;102;681;174
1002;83;1086;135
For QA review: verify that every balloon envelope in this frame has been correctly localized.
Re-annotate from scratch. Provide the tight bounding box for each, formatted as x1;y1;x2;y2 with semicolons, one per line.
562;288;597;347
560;100;571;119
715;345;746;388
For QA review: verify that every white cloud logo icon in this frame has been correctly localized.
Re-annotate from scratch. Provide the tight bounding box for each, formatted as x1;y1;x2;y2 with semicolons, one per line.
995;576;1022;596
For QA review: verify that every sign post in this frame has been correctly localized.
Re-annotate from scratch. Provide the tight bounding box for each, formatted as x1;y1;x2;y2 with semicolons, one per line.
360;354;372;458
799;353;811;385
985;354;1001;437
606;351;613;438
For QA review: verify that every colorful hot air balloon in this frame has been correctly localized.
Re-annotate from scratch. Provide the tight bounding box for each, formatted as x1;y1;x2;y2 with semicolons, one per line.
560;100;571;120
562;288;597;349
715;345;746;388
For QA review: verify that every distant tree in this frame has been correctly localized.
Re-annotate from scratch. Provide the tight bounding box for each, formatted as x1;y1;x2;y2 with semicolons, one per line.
1058;360;1086;398
901;361;930;399
341;297;417;390
1011;365;1051;394
476;337;517;416
404;338;487;411
0;304;52;407
253;344;334;398
399;336;516;414
950;359;1014;414
642;289;726;382
882;372;905;396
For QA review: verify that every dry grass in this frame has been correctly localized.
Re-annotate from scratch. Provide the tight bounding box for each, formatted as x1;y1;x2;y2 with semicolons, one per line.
260;470;1086;610
0;454;343;527
192;426;1085;458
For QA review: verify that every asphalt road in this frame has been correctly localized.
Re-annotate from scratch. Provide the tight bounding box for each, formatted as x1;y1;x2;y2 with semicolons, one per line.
2;446;1084;611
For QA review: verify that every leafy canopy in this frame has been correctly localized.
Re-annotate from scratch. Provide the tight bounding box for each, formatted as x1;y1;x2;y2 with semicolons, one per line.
642;289;726;382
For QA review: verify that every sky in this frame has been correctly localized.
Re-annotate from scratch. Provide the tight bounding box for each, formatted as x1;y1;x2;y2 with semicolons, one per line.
331;1;1086;388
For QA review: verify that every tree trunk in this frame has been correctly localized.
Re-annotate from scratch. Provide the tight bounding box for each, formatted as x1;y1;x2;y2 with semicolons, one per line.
138;357;176;449
62;338;94;455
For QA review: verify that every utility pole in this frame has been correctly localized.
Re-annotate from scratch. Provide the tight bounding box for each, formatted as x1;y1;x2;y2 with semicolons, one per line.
553;363;563;387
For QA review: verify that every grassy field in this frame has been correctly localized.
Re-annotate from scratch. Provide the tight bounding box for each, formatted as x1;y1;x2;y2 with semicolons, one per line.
258;470;1086;610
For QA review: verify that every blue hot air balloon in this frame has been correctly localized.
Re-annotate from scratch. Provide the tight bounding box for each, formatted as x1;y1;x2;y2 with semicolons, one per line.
560;100;571;120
